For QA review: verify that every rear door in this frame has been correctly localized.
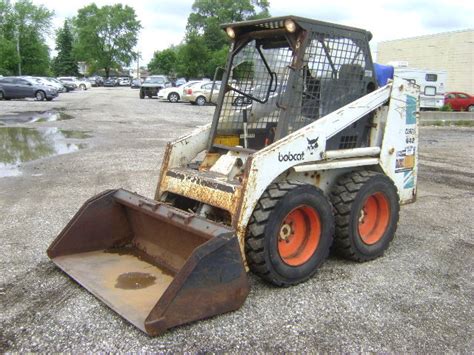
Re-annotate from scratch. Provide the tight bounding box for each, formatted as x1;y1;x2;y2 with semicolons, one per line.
0;78;16;97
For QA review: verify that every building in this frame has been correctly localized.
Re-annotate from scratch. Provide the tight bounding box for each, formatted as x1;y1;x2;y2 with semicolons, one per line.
377;29;474;93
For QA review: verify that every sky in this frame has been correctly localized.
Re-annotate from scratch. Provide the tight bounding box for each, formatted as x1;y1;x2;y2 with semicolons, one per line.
32;0;474;66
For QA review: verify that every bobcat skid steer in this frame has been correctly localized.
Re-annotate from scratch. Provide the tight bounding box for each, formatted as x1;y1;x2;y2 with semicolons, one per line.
48;16;419;336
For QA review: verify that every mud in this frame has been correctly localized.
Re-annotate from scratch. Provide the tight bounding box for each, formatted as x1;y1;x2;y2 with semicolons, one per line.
115;272;156;290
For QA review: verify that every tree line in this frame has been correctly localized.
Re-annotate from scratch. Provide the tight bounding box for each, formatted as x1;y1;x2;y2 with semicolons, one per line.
0;0;270;79
148;0;270;79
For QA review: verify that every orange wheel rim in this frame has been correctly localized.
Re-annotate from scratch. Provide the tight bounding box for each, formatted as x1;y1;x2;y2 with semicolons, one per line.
358;192;390;245
277;205;321;266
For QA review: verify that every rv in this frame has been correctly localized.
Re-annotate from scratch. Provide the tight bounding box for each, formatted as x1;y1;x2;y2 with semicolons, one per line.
393;67;447;110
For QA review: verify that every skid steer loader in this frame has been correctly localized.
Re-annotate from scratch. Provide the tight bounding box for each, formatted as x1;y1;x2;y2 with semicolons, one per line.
48;16;419;335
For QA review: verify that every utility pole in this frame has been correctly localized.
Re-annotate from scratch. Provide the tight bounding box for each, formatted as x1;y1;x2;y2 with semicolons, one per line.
137;51;140;79
16;26;21;76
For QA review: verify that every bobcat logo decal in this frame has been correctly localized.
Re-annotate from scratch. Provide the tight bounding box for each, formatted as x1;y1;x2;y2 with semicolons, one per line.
307;137;319;154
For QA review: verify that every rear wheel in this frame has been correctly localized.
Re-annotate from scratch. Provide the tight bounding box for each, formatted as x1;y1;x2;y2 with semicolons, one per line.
35;91;45;101
330;170;399;261
196;96;206;106
139;89;145;99
468;105;474;112
0;91;4;100
168;92;179;103
245;181;334;286
79;84;86;90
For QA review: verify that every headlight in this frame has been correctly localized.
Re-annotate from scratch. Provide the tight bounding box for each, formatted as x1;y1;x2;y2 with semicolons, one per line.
284;19;297;33
226;27;235;39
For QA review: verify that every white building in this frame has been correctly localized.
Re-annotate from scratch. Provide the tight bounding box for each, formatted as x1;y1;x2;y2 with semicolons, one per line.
377;29;474;93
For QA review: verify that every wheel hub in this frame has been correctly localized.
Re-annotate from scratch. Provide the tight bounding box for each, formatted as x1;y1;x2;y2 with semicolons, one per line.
279;223;292;242
277;205;321;266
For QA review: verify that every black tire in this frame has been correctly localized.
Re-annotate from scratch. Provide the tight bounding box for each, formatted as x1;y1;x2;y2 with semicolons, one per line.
139;89;145;99
168;92;180;103
0;91;4;100
468;105;474;112
330;170;399;262
79;84;86;90
35;91;45;101
245;181;334;287
196;96;206;106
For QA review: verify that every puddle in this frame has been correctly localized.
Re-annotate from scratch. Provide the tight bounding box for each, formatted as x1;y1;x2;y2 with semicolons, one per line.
0;110;73;125
0;127;89;177
115;272;156;290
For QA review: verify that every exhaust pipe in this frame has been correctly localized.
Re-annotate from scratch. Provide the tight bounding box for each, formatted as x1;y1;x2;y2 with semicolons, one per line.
47;189;249;335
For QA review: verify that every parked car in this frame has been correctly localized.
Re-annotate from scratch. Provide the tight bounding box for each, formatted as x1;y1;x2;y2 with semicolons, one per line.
182;81;221;106
58;77;91;90
158;80;202;103
139;75;171;99
130;78;142;89
103;78;118;87
444;92;474;112
175;77;187;86
25;76;66;93
52;78;76;92
118;77;130;86
0;76;58;101
85;76;103;87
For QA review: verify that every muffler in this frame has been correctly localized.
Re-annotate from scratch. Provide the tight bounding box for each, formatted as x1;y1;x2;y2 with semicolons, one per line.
47;189;249;335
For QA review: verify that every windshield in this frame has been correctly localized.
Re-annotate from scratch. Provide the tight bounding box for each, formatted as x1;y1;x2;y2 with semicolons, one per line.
216;37;293;149
145;77;165;84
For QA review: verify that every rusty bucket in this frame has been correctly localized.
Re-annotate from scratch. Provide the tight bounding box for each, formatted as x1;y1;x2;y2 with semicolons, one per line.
47;189;249;335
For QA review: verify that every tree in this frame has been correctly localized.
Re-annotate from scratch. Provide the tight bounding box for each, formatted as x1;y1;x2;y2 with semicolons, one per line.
73;4;141;78
148;47;178;76
175;32;210;78
187;0;270;50
0;0;53;75
51;20;78;76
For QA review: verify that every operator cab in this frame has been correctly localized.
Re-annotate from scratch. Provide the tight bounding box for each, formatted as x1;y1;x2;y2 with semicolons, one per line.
208;16;377;152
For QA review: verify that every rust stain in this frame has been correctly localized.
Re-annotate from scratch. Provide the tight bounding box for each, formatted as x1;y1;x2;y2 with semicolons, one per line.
155;142;172;200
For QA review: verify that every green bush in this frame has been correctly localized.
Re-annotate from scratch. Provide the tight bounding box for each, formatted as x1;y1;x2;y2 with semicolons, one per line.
440;103;453;111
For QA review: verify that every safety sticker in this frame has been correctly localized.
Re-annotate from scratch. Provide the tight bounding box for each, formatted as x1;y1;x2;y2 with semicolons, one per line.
395;148;415;173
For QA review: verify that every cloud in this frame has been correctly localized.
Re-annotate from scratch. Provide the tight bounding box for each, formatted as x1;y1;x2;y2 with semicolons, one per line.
31;0;474;67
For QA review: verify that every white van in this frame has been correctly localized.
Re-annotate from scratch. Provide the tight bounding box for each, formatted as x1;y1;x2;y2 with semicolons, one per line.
394;68;447;110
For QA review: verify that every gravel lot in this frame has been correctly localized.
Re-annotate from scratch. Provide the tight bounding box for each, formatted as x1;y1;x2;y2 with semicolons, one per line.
0;87;473;352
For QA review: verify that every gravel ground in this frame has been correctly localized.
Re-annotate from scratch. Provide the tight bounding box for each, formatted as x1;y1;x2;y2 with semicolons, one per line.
0;87;473;352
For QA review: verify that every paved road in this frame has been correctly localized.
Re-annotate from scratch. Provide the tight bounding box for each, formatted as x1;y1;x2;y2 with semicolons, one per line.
0;88;472;352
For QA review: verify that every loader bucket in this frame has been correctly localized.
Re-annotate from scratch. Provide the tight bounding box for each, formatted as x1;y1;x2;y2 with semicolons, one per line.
47;189;249;336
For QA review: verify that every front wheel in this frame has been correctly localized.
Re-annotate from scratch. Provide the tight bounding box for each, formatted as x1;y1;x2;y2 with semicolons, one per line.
168;92;179;103
245;181;334;286
468;105;474;112
79;84;86;90
139;89;145;99
0;91;4;100
35;91;45;101
330;170;400;261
